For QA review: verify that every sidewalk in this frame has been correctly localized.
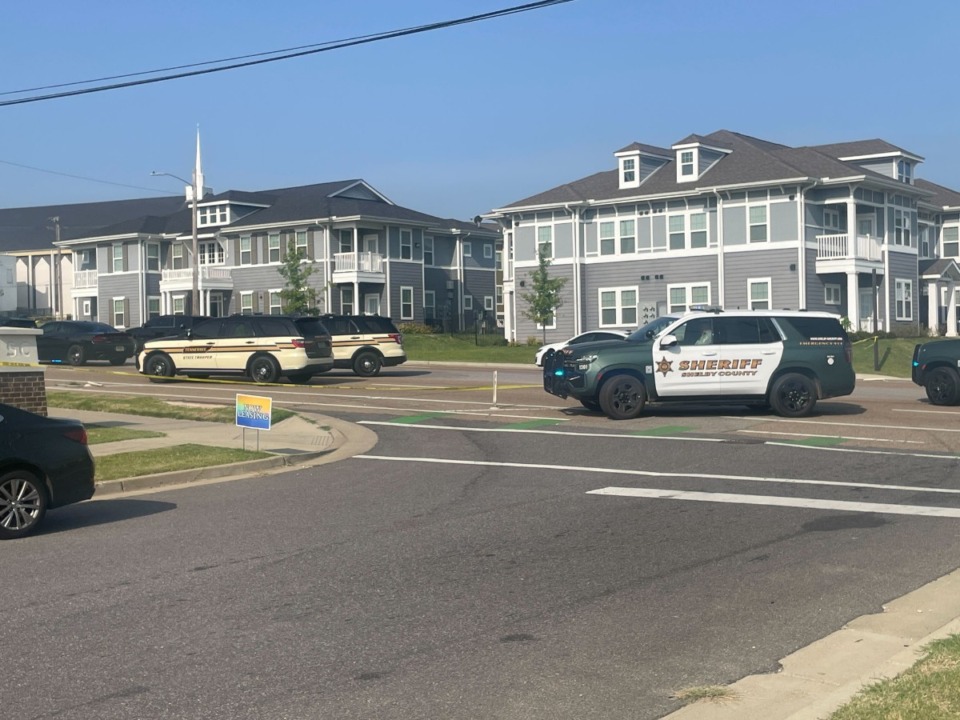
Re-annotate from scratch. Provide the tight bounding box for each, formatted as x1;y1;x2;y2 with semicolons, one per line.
64;408;378;495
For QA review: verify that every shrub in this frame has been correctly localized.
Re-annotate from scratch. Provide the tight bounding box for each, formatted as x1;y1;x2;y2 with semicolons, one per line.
396;322;435;335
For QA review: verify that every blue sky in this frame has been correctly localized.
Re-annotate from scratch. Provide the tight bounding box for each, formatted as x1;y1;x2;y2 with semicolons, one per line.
2;0;959;221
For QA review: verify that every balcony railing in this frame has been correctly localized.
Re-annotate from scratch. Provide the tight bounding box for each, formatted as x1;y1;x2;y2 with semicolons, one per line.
816;233;882;261
73;269;98;289
334;252;384;273
161;266;234;282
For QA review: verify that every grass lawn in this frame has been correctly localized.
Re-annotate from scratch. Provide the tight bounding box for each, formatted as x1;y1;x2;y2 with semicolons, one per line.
86;424;166;444
95;443;271;482
48;391;295;423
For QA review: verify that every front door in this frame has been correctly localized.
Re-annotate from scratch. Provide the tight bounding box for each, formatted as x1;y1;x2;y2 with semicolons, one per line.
651;316;722;398
209;293;224;318
857;215;875;239
859;288;876;331
363;235;379;254
364;294;381;316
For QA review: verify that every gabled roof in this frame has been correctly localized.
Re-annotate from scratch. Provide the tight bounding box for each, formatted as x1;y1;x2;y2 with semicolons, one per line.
614;142;673;158
920;258;960;280
0;196;185;252
915;179;960;210
811;139;923;161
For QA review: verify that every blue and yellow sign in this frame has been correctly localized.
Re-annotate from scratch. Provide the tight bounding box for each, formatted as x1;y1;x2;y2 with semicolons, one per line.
236;393;272;431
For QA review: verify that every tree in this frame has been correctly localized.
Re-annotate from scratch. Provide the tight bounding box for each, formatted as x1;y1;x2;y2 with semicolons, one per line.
520;249;567;343
277;240;320;315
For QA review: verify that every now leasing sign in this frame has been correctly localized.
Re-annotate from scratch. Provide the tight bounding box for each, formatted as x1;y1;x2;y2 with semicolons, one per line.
236;393;272;431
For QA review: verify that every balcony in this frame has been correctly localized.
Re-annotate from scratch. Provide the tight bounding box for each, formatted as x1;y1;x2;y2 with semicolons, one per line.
72;269;99;292
160;265;234;292
332;251;385;284
815;233;883;274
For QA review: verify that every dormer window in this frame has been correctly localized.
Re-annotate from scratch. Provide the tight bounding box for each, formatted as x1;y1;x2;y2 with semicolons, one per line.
897;159;912;184
622;158;636;184
680;150;695;179
198;204;229;227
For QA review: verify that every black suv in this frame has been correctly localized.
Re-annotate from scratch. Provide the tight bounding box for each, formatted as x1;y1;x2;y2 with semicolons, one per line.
129;315;210;352
912;339;960;405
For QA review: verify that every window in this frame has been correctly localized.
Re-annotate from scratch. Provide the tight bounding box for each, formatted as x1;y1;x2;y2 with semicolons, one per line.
240;292;254;315
113;298;125;327
599;287;638;327
680;150;694;177
340;287;354;315
240;235;252;265
295;230;309;258
400;229;413;260
268;233;281;262
146;243;160;271
748;278;771;310
599;222;616;255
824;208;840;230
269;290;282;315
423;237;434;266
895;279;913;320
147;297;161;319
173;296;185;315
668;215;685;250
619;219;636;254
897;159;912;184
536;310;556;330
668;283;711;313
424;290;436;323
893;209;911;247
749;206;768;243
463;295;473;310
112;244;124;272
622;157;636;184
338;229;353;253
484;296;494;312
943;227;959;258
495;249;502;270
496;285;503;306
824;284;841;305
172;243;184;270
82;300;91;317
199;241;223;265
400;286;414;320
537;226;553;259
690;212;708;248
462;241;471;258
198;205;229;226
483;243;493;259
920;225;931;257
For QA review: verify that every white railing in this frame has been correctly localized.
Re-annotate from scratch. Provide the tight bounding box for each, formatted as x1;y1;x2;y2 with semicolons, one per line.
334;252;384;274
161;266;234;282
816;234;882;261
73;269;98;289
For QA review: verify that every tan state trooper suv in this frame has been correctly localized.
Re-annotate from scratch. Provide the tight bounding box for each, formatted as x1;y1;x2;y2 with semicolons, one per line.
319;314;407;377
137;315;334;384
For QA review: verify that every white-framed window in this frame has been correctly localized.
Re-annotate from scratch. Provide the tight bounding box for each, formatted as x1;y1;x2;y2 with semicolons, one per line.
198;205;228;226
536;311;556;330
268;233;281;262
495;249;502;270
172;243;184;270
824;208;840;230
462;241;472;258
424;290;436;323
82;300;91;317
893;209;912;247
240;292;254;315
622;156;636;184
537;226;553;259
824;284;841;306
483;243;493;259
400;286;414;320
668;283;711;313
749;206;768;243
173;296;185;315
599;221;616;255
942;226;959;258
679;150;695;179
897;159;912;184
340;287;354;315
895;279;913;320
113;298;125;328
619;219;636;254
496;285;503;306
690;212;708;248
400;229;413;260
295;230;309;258
484;295;494;312
599;286;638;327
668;215;685;250
240;235;252;265
112;244;124;272
423;237;434;266
199;241;223;265
463;295;473;310
147;296;161;319
146;243;160;272
338;229;353;253
748;278;771;310
269;290;282;315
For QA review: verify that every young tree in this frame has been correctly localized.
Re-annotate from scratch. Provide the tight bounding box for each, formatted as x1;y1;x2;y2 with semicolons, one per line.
277;240;320;315
520;250;567;343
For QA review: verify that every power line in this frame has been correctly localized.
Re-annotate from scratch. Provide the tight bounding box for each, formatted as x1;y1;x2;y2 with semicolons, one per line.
0;1;573;108
0;158;172;195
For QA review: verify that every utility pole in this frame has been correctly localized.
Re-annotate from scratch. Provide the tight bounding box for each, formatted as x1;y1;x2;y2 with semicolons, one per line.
48;216;63;318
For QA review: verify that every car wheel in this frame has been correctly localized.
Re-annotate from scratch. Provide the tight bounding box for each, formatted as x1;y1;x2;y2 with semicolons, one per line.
250;355;281;384
108;357;126;366
145;352;176;381
286;372;312;384
599;374;646;420
925;367;960;406
67;344;86;366
540;348;556;367
579;398;602;412
769;373;817;418
0;470;48;540
353;351;382;377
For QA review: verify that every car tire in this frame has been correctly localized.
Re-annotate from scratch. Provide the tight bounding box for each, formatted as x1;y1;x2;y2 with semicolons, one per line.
108;357;126;366
0;470;48;540
769;373;817;418
599;374;646;420
579;398;602;412
925;367;960;406
353;351;382;377
67;344;86;366
286;372;312;384
145;352;176;381
540;348;555;367
250;355;281;384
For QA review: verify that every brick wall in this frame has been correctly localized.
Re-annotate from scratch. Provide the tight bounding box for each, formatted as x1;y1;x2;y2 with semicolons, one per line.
0;372;48;416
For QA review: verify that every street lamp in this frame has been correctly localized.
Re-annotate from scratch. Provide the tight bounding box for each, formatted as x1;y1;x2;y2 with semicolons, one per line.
151;169;199;314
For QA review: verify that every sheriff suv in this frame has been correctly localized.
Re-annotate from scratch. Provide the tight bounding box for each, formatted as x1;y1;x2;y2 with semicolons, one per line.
319;314;406;377
912;338;960;405
137;315;334;384
543;309;855;420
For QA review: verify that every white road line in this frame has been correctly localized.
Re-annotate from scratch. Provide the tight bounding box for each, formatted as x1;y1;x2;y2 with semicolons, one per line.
893;408;960;416
359;421;721;442
763;442;959;461
724;416;960;434
587;487;960;519
354;454;960;496
738;429;924;444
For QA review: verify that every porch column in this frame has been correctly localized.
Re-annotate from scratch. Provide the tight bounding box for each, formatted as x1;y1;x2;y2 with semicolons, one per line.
928;281;940;336
846;271;860;330
947;282;958;338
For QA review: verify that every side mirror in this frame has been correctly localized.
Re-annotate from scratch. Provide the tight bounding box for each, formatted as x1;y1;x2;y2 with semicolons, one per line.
659;334;678;349
185;329;193;339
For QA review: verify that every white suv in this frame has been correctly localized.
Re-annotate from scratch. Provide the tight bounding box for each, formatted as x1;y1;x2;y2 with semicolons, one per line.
138;315;334;384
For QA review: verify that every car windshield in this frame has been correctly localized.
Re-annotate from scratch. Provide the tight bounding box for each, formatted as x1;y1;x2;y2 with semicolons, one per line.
626;315;677;342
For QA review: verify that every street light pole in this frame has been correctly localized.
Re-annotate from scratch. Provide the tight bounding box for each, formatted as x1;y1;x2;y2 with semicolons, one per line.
152;170;200;314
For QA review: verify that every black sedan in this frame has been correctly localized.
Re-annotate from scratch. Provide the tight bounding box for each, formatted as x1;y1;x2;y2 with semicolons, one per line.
0;403;95;539
37;320;136;366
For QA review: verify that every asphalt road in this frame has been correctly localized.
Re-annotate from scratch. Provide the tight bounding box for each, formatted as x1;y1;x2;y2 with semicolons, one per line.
4;361;958;718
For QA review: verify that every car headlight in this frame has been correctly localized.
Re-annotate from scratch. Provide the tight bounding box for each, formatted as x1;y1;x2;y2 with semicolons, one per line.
574;353;597;370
